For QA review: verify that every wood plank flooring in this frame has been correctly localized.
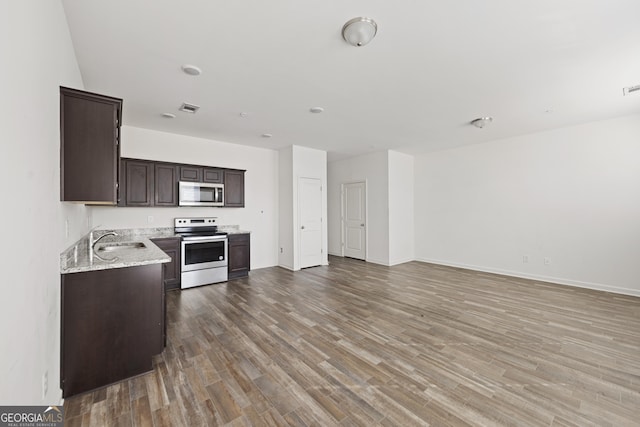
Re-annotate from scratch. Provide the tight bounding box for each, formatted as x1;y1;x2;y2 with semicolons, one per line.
64;256;640;426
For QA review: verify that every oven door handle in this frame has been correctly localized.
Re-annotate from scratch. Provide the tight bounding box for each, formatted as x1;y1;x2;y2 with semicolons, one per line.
182;235;227;242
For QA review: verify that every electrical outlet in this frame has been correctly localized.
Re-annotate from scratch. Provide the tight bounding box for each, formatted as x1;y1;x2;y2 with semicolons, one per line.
522;255;529;264
147;216;154;224
544;257;551;266
42;371;48;399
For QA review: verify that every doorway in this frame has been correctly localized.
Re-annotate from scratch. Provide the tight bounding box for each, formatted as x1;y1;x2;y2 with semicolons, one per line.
342;181;366;260
298;177;323;268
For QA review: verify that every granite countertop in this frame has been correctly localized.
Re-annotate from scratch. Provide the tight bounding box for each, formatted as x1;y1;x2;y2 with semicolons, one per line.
218;225;251;235
60;225;251;274
60;231;170;275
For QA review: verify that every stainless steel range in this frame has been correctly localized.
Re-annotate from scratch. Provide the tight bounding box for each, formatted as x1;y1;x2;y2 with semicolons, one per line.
175;217;228;289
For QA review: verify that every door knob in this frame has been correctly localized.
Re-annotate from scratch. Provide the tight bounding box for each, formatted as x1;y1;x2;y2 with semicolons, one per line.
360;223;365;227
301;226;305;230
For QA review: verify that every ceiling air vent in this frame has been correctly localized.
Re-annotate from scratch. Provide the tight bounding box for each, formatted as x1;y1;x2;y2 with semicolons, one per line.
179;102;200;113
623;85;640;96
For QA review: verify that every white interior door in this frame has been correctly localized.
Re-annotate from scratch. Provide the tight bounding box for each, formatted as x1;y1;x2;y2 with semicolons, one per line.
299;177;323;269
343;181;366;260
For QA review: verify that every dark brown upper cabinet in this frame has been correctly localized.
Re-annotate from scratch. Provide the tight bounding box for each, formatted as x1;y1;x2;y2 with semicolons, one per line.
119;158;245;208
120;159;153;207
203;168;224;183
60;87;122;204
224;170;245;207
154;163;178;206
179;166;201;182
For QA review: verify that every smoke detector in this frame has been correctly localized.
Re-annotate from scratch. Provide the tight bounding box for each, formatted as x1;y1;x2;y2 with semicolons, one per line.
623;84;640;96
179;103;200;113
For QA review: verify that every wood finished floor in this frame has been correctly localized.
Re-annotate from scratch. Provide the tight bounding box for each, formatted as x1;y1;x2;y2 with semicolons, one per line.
64;256;640;426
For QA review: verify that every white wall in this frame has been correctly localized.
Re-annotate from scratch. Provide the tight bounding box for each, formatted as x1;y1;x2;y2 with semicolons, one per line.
388;151;415;265
278;146;294;269
293;146;328;269
278;145;328;270
415;113;640;296
328;151;390;265
90;126;279;270
0;0;88;404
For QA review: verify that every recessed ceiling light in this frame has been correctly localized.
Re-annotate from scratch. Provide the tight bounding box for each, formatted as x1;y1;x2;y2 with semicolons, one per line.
161;113;176;119
181;64;202;76
262;133;273;138
470;117;493;128
310;107;324;113
240;112;248;118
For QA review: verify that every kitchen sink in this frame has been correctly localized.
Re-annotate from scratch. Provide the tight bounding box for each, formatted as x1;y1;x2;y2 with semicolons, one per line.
96;242;147;252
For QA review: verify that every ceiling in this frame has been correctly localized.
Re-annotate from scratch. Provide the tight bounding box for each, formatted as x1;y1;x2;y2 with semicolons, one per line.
62;0;640;161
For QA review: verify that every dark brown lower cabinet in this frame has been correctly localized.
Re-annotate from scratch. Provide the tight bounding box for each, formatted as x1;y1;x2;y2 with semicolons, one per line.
151;237;181;291
228;233;250;279
60;264;164;397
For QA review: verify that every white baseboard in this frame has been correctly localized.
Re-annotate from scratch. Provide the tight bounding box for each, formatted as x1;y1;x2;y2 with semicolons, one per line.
277;264;295;271
366;257;390;266
415;257;640;298
388;257;414;266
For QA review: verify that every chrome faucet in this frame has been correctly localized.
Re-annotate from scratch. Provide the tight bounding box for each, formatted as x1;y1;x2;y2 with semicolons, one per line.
89;230;119;260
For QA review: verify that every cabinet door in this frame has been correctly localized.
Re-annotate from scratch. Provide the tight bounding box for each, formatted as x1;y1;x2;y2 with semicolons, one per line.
154;163;177;206
60;87;122;204
228;234;250;279
151;238;181;291
224;170;245;207
203;168;224;183
61;264;163;397
179;166;202;182
123;160;154;207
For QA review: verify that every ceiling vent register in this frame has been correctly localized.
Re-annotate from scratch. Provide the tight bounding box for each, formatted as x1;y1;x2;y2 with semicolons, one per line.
179;103;200;113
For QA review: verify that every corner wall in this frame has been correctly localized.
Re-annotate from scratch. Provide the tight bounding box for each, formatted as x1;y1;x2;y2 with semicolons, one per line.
279;145;328;270
414;113;640;296
0;0;88;404
388;151;415;265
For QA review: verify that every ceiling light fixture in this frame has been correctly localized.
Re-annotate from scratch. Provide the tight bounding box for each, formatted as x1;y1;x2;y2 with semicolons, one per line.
181;64;202;76
262;133;273;138
342;17;377;47
310;107;324;113
470;117;493;128
161;113;176;119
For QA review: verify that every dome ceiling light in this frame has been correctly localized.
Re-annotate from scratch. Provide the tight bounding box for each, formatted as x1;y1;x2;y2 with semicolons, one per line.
342;17;377;47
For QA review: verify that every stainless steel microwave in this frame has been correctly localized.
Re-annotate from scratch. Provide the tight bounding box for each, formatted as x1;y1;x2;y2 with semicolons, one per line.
179;181;224;206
